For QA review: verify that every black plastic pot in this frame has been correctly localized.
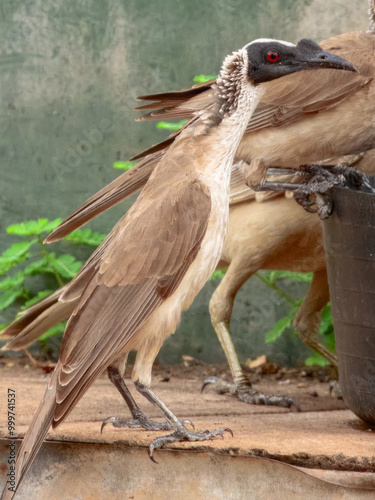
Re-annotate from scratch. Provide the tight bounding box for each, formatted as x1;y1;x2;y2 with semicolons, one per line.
322;177;375;425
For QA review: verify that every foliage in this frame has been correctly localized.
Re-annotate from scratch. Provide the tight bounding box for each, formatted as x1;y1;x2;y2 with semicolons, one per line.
0;218;106;347
113;161;137;171
156;120;187;131
209;268;334;366
193;74;217;83
209;269;227;281
259;271;334;366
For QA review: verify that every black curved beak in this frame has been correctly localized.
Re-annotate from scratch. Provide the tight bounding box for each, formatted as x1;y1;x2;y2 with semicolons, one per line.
306;50;357;72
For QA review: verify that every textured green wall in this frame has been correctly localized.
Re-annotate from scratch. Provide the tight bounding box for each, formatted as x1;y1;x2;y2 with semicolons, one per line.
0;0;369;364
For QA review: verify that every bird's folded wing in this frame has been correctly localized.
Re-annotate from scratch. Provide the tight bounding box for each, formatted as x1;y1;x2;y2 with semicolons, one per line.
52;179;211;425
247;70;369;132
135;79;215;113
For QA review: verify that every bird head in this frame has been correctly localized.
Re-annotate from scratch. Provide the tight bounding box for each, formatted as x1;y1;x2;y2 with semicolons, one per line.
244;38;357;84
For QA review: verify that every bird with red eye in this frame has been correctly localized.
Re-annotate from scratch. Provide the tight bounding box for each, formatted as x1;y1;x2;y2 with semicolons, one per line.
266;50;280;63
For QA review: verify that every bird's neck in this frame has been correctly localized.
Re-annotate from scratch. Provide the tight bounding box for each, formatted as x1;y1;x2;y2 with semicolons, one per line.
209;52;264;169
214;48;251;118
197;83;263;191
199;48;263;156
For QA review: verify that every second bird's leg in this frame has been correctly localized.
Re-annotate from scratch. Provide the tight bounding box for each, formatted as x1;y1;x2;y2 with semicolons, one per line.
206;262;300;411
101;365;172;431
134;381;232;461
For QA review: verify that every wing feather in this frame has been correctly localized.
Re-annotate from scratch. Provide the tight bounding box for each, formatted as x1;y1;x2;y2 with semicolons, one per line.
51;179;211;426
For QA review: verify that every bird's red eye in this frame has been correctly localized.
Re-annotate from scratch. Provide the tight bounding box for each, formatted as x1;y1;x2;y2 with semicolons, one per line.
266;50;280;63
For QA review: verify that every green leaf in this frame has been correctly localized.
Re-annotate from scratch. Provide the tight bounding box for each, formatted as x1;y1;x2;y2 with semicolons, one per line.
24;257;49;276
0;288;24;310
7;218;62;236
209;269;227;281
39;321;66;341
305;351;330;367
49;254;82;279
0;273;26;290
21;290;53;310
193;74;217;83
113;161;137;171
265;306;298;343
319;303;333;334
156;120;187;131
266;271;313;284
64;228;106;246
0;240;37;275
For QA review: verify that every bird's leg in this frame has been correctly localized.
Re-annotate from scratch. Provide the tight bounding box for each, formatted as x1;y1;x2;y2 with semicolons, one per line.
101;365;172;431
293;270;338;372
134;381;232;462
205;262;300;411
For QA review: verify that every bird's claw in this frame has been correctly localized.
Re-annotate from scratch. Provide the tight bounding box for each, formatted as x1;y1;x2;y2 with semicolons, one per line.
148;424;233;462
201;376;221;393
180;419;195;430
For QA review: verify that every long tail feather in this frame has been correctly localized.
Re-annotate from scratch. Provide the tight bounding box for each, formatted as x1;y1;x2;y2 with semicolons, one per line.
1;375;57;500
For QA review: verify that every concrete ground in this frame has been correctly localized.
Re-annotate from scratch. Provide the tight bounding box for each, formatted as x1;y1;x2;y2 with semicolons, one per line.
0;359;374;499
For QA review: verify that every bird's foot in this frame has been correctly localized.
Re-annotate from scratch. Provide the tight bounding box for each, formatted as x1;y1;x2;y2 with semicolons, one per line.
148;423;233;462
132;381;232;462
201;376;238;395
101;415;194;433
237;387;300;410
201;376;300;411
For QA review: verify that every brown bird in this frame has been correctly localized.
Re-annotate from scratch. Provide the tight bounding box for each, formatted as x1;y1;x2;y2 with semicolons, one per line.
2;39;353;499
4;7;375;413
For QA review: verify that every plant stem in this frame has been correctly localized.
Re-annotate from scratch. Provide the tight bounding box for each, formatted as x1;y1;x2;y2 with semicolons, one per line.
37;235;64;287
255;272;297;306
